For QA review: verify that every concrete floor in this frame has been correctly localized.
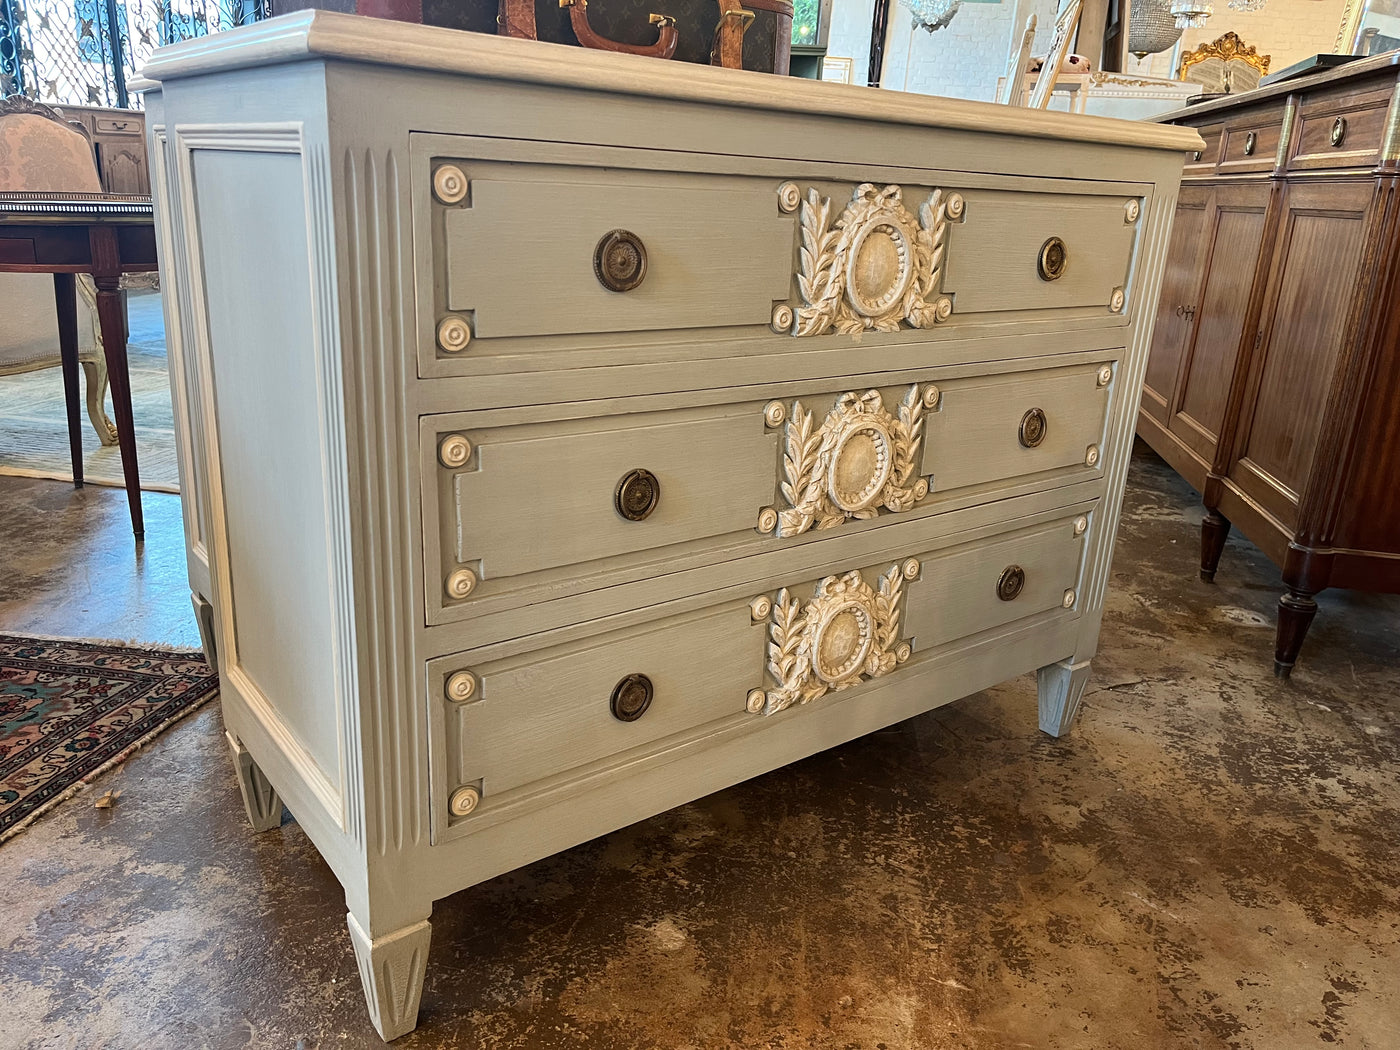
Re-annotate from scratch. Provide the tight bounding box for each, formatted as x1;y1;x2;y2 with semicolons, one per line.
1;447;1398;1049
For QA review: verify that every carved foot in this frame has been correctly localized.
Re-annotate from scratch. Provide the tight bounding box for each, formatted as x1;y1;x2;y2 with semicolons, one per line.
1200;509;1231;582
1274;590;1319;678
348;913;432;1041
227;733;284;832
1037;658;1092;737
192;592;219;675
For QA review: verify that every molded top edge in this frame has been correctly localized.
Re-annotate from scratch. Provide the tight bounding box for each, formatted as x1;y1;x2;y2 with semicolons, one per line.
139;10;1202;155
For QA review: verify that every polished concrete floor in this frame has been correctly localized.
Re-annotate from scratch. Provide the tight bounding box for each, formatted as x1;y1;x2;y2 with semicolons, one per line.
1;448;1398;1049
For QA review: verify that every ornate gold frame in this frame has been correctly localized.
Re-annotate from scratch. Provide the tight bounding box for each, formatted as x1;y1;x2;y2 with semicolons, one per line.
1176;31;1271;81
1337;0;1365;53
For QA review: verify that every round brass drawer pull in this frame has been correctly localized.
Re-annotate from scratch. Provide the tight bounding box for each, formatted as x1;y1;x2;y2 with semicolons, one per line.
594;229;647;292
1243;131;1257;157
615;468;660;521
610;673;654;722
1019;407;1048;449
997;565;1026;602
1037;236;1068;281
1332;116;1348;147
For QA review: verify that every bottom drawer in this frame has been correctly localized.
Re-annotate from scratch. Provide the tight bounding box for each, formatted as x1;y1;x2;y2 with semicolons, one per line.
426;505;1094;841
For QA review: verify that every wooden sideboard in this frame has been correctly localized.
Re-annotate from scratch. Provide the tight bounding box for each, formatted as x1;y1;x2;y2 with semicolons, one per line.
140;12;1194;1039
60;104;149;195
1140;53;1400;676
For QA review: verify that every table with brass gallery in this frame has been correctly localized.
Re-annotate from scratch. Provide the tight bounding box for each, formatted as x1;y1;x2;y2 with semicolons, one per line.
138;13;1196;1040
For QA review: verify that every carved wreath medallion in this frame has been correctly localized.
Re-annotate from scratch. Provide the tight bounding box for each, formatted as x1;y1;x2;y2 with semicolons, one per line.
777;385;928;537
762;564;908;715
790;183;953;337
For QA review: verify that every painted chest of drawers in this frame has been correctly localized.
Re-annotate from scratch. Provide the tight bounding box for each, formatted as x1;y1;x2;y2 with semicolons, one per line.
138;13;1197;1039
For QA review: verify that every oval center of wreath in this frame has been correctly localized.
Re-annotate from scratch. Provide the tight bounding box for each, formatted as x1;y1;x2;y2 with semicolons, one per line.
829;425;893;511
813;601;874;683
847;222;912;317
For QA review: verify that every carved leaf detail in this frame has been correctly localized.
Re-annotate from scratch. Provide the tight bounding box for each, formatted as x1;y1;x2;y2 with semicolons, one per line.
775;384;928;537
757;563;908;717
788;182;953;338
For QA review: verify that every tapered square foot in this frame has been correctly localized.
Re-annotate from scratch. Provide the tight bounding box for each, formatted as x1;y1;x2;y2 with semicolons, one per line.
226;733;285;833
1037;658;1092;737
348;913;431;1041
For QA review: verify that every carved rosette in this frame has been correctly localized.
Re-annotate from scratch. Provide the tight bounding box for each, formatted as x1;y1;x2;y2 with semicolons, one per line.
790;183;952;337
777;385;927;537
762;564;908;715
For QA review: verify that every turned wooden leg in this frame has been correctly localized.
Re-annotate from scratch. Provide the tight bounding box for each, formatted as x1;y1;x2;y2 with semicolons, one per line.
348;911;432;1041
1274;590;1319;678
53;273;86;487
192;592;219;675
1037;658;1092;737
1200;509;1231;582
226;732;285;832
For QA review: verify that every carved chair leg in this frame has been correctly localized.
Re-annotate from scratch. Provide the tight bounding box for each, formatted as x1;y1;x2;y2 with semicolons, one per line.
192;591;219;675
79;359;117;446
226;732;284;832
347;912;432;1041
1274;590;1319;678
1037;657;1092;737
1200;509;1231;582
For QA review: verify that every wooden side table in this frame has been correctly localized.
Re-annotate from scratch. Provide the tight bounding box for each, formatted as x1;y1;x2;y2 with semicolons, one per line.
0;193;157;538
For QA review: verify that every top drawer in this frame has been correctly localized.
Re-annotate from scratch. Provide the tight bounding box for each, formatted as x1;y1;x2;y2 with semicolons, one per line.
1218;108;1285;174
412;135;1145;379
1184;123;1224;174
1288;83;1394;171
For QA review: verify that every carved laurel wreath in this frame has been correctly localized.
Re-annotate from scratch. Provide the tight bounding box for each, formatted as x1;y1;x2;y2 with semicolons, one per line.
778;385;928;538
793;183;952;337
764;564;908;715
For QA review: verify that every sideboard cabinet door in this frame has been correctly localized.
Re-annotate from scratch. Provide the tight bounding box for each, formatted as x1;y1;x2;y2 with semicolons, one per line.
1165;182;1273;471
1227;179;1374;530
1142;185;1210;434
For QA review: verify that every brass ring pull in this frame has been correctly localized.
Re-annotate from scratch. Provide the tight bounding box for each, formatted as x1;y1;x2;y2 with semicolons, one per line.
615;468;660;521
610;673;654;721
1191;149;1202;163
1037;236;1067;281
997;565;1026;602
1244;131;1257;156
1019;407;1048;449
594;229;647;292
1332;116;1348;147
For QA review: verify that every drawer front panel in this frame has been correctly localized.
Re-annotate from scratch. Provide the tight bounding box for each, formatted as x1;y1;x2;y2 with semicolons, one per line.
421;359;1114;625
1289;86;1393;171
1219;118;1282;174
940;190;1137;315
413;135;1145;378
427;508;1092;839
444;176;796;339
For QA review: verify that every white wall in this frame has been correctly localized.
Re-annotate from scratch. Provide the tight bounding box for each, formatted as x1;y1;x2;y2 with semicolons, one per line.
827;0;877;83
822;0;1351;102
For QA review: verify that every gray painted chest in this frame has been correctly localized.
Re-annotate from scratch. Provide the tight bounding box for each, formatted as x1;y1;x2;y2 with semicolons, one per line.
138;15;1197;1039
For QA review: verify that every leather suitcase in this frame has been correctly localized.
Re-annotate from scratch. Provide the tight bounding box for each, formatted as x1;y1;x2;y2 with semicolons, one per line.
340;0;793;73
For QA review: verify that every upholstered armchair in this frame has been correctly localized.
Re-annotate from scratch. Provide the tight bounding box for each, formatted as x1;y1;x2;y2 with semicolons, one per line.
0;95;118;449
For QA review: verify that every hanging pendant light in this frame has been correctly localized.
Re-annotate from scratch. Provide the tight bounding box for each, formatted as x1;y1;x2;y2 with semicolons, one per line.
900;0;963;33
1128;0;1184;57
1170;0;1214;29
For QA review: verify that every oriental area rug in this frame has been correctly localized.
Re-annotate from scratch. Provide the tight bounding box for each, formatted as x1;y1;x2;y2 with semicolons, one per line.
0;635;217;843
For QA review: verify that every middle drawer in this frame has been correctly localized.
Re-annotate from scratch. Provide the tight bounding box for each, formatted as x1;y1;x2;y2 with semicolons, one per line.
421;356;1116;626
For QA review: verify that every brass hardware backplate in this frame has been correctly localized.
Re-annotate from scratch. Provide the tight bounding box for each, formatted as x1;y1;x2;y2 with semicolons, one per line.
1019;407;1048;448
594;228;647;292
1037;236;1068;281
997;565;1026;602
615;468;660;521
610;673;654;721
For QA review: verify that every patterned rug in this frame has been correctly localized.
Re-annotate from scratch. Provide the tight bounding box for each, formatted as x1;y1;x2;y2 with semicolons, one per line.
0;635;218;843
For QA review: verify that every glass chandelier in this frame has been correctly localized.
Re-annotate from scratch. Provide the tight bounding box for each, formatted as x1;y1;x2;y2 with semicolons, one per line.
1226;0;1266;10
1170;0;1214;28
900;0;963;32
